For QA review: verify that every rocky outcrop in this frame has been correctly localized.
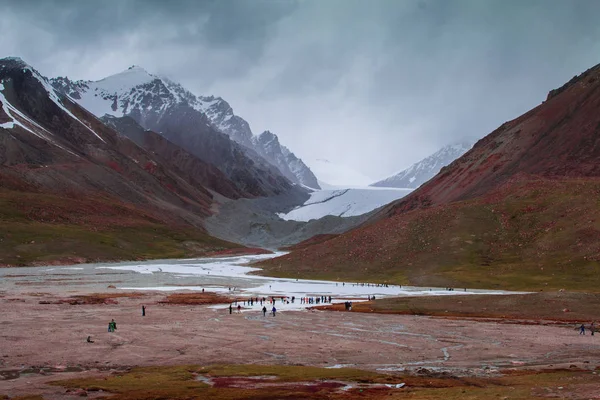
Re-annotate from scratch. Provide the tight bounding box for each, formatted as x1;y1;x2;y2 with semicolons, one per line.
250;130;319;189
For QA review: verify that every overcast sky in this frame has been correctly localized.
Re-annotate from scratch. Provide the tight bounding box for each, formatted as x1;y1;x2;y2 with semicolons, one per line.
1;0;600;184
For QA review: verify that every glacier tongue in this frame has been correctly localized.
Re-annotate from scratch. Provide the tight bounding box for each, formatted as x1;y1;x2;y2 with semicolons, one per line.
278;186;412;222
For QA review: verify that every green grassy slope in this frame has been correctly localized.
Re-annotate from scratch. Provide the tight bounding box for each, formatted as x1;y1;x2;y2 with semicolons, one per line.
0;189;240;266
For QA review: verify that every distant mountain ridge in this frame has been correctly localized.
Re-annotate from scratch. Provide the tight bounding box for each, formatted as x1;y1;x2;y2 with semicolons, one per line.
51;66;320;189
371;141;474;189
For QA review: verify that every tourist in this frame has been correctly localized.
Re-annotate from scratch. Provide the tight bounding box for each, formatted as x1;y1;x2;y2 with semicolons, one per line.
591;322;595;336
229;304;233;314
108;319;117;332
142;305;146;317
262;306;267;317
579;324;586;335
237;304;241;313
272;306;277;317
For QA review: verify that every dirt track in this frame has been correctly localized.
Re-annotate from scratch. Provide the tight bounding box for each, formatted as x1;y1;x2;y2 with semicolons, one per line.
2;288;600;398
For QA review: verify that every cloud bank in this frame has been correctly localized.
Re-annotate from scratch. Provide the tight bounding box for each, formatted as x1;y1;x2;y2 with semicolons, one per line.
1;0;599;183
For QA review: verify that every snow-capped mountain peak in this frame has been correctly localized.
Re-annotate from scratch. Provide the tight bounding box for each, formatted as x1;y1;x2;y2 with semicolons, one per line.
50;66;320;188
97;65;156;91
371;140;475;189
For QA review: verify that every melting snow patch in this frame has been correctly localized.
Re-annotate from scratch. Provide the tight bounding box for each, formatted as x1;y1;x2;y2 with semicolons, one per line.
325;364;353;369
385;383;406;389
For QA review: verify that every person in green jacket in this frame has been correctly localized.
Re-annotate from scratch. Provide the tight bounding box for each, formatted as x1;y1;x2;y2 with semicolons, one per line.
108;319;117;332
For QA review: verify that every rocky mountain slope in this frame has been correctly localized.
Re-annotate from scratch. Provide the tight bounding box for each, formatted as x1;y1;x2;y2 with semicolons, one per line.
51;67;319;190
101;115;245;200
0;57;243;265
260;62;600;291
371;141;474;189
251;130;319;189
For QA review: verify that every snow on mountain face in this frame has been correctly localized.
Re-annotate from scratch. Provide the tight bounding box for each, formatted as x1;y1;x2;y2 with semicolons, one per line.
52;67;295;198
278;187;412;222
371;141;475;189
51;67;319;189
1;57;106;149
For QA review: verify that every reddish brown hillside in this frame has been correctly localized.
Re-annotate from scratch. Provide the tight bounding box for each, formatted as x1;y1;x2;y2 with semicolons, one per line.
260;63;600;291
386;63;600;215
280;234;339;251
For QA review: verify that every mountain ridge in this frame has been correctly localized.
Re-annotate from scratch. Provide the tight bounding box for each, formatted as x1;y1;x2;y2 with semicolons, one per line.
51;66;320;189
371;141;474;189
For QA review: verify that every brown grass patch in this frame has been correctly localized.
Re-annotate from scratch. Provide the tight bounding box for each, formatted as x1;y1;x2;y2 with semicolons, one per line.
40;292;146;305
160;292;232;305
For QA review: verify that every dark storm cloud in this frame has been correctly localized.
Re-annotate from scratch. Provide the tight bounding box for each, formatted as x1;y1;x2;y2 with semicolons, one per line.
1;0;600;183
1;0;296;64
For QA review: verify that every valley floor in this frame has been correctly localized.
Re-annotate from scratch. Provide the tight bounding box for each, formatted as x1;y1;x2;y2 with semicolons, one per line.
1;257;599;399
